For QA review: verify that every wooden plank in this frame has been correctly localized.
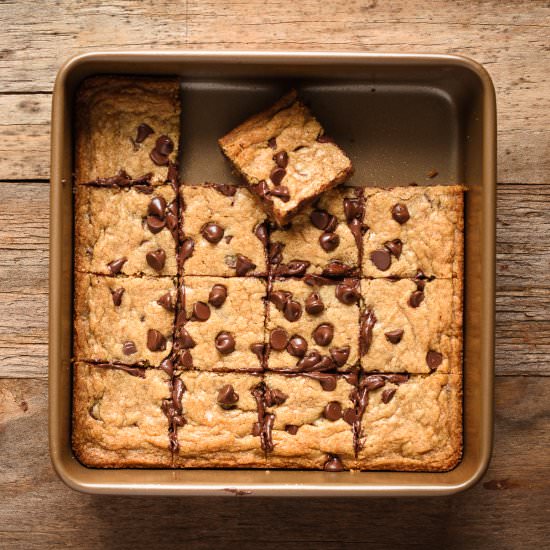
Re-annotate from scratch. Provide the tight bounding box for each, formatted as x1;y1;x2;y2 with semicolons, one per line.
0;376;548;548
0;1;549;183
0;180;548;378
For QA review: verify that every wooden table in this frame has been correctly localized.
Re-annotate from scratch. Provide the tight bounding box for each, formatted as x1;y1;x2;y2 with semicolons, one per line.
1;1;549;547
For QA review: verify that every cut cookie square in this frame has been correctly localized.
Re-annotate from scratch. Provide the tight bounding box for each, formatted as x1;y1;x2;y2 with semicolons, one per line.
359;278;462;374
218;90;353;226
266;277;360;372
362;185;464;278
76;76;180;186
72;363;172;467
74;274;176;366
179;184;268;277
174;276;266;372
74;185;178;276
270;187;363;277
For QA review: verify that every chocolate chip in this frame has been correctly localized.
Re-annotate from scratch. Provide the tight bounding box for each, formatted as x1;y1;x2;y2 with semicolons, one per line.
285;424;299;435
287;335;308;357
110;287;125;306
322;260;353;277
254;222;268;245
296;350;322;371
426;350;443;370
385;373;409;384
201;222;224;244
310;209;331;230
268;242;284;265
178;239;194;264
330;346;350;367
324;455;344;472
392;203;410;224
283;300;302;322
157;292;174;311
343;197;364;222
315;356;336;371
313;323;334;346
150;135;174;166
146;249;166;271
275;260;310;276
208;284;228;308
384;239;402;259
381;388;396;404
270;167;286;185
270;290;292;311
273;150;288;168
343;366;360;386
270;186;290;202
342;408;357;425
360;310;377;355
107;257;127;275
270;328;289;351
192;301;211;321
267;137;277;149
253;180;271;200
317;134;334;144
147;329;166;352
265;388;288;406
370;249;391;271
215;332;235;354
148;196;167;218
309;373;338;391
217;384;239;409
211;183;237;197
323;401;343;421
159;358;174;376
122;340;137;355
176;328;196;349
319;232;340;252
408;290;425;308
135;123;154;143
385;329;404;344
305;292;324;315
335;281;360;305
235;254;256;276
250;343;265;361
364;375;385;391
178;349;194;369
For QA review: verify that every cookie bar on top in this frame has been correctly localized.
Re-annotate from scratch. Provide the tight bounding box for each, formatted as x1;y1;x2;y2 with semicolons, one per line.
218;90;353;227
76;76;180;186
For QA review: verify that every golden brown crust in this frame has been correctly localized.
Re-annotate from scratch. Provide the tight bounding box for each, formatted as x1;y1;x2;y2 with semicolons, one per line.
76;76;180;186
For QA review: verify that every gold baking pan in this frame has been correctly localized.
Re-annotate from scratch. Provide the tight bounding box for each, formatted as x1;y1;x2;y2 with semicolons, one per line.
50;51;495;496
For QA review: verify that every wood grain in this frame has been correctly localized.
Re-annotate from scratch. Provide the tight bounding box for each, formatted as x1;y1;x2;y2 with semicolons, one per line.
0;0;549;183
0;181;548;378
1;376;548;549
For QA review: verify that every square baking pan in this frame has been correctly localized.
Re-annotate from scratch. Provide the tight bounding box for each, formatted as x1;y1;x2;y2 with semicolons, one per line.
50;51;496;496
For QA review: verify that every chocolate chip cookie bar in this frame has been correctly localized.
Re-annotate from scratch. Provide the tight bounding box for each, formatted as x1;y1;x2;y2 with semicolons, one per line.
74;274;176;366
74;185;178;276
173;276;266;372
76;76;180;186
266;277;360;372
72;362;173;467
269;187;363;277
170;372;266;467
179;184;268;277
353;373;462;471
362;185;464;278
359;278;463;374
218;90;353;226
263;373;356;470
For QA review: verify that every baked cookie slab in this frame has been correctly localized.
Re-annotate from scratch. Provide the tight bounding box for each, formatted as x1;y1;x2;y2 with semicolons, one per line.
179;184;268;277
174;276;266;372
74;274;176;366
266;277;360;372
76;76;180;186
359;278;462;375
264;373;356;470
270;187;363;277
362;185;464;279
170;372;266;467
354;373;462;472
74;185;178;276
72;363;172;467
218;90;353;226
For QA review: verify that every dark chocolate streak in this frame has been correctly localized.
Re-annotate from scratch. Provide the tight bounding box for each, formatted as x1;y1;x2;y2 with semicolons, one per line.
94;362;147;378
162;377;186;453
82;170;153;190
251;383;275;452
